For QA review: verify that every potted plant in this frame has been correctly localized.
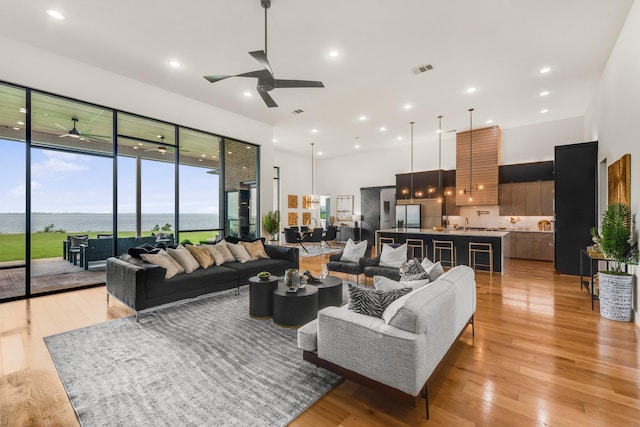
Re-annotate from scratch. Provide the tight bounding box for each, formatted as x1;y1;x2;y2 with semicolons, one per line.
590;202;639;321
262;210;281;242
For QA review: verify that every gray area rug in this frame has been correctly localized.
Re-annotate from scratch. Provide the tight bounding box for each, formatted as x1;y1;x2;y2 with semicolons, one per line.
45;288;341;426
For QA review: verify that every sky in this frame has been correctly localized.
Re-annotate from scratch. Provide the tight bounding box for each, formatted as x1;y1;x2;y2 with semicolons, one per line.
0;138;219;214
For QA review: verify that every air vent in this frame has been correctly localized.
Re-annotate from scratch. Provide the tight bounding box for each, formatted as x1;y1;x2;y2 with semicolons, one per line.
292;109;304;114
413;64;434;74
446;129;457;133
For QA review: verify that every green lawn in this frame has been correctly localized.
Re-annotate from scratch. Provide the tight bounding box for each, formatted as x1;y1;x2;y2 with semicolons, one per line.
0;231;220;262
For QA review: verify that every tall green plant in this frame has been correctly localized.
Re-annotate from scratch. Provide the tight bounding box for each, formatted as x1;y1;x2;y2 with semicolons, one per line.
590;202;639;273
262;210;281;240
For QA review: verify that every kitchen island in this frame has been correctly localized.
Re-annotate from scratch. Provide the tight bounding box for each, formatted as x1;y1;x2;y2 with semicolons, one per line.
375;228;510;275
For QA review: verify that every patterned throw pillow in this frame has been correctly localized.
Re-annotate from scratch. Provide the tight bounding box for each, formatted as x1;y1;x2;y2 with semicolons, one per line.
241;240;270;260
400;258;429;282
185;244;215;269
347;284;412;318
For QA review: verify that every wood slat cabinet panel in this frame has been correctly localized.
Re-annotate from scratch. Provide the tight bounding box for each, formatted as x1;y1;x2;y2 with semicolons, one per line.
456;126;500;206
540;181;554;215
498;183;512;216
498;181;554;216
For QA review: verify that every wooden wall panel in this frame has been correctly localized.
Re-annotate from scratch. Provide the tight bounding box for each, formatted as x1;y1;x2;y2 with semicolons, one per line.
608;154;631;206
456;126;501;206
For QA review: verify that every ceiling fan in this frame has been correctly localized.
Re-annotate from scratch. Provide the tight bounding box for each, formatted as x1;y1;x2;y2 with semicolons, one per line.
55;118;109;141
203;0;324;108
141;136;189;154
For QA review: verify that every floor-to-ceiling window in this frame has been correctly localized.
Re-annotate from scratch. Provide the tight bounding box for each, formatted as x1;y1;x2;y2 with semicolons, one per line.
225;139;258;238
0;81;259;302
178;128;222;243
29;93;113;294
0;84;27;299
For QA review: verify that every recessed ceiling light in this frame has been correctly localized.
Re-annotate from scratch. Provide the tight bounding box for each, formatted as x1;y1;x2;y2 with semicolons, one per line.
201;154;206;157
246;146;251;149
138;142;143;146
168;60;181;68
311;128;318;133
359;115;367;121
379;127;387;132
19;108;27;114
466;87;477;94
212;155;217;158
198;159;203;162
243;91;252;97
12;127;20;131
539;67;551;74
272;138;277;143
328;50;339;58
397;136;403;141
404;104;412;110
540;109;549;114
46;9;65;20
486;119;493;124
436;129;442;134
318;152;324;156
157;135;163;139
539;91;550;96
354;145;360;149
228;151;232;154
133;146;138;150
17;121;24;125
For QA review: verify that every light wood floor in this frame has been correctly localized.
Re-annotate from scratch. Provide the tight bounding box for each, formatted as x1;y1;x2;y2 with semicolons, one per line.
1;256;639;426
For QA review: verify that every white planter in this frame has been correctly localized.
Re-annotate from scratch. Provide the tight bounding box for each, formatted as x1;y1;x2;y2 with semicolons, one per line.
598;272;634;322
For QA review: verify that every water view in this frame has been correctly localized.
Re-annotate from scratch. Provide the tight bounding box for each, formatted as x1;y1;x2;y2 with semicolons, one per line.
0;213;219;233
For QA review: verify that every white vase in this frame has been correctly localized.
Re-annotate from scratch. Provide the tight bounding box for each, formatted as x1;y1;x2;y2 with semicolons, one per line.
598;272;633;322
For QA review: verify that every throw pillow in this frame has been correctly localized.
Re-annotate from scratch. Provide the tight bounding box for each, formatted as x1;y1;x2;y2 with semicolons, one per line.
140;249;185;279
421;257;434;270
400;258;429;282
374;275;430;291
226;241;252;263
185;244;215;269
213;240;236;264
379;243;407;268
340;238;368;263
69;235;88;247
167;245;201;273
347;284;412;318
424;261;445;281
127;245;149;258
241;240;270;260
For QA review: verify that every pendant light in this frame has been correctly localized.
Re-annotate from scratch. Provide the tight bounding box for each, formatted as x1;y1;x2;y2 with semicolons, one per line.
309;142;320;207
437;115;443;203
410;121;415;200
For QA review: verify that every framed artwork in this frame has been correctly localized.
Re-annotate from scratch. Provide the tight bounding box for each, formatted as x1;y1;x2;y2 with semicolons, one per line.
302;212;311;225
336;195;354;221
608;154;631;205
287;195;298;209
302;195;312;210
288;212;298;226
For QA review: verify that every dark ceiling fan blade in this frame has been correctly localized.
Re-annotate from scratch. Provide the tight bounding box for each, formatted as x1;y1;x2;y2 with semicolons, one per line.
258;90;278;108
249;50;273;77
238;69;272;79
275;79;325;88
203;75;232;83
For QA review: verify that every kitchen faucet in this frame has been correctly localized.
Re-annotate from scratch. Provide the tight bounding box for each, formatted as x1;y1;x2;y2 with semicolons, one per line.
464;217;469;232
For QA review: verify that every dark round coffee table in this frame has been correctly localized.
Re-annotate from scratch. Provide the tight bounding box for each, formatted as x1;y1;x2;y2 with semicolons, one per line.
272;284;318;327
248;276;279;318
313;275;344;310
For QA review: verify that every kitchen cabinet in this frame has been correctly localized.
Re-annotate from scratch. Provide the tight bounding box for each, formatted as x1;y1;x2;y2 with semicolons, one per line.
510;232;553;261
499;181;554;216
444;186;459;216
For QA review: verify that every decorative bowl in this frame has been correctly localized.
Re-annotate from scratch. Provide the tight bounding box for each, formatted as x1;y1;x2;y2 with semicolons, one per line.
257;272;271;280
433;226;444;232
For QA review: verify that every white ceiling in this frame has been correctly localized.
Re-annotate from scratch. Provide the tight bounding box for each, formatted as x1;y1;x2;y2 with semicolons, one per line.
0;0;633;159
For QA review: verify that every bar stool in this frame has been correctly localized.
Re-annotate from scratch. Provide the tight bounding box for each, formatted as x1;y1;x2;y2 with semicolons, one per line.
433;240;456;267
469;242;493;274
378;236;395;255
406;238;425;260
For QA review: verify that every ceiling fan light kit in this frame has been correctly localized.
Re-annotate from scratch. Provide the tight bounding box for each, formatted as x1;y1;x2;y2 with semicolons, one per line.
203;0;324;107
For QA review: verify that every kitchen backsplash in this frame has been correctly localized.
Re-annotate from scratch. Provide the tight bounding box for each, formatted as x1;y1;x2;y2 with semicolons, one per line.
445;206;553;231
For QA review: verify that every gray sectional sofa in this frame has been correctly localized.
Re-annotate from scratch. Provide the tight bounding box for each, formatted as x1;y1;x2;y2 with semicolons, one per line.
297;265;476;418
106;243;298;317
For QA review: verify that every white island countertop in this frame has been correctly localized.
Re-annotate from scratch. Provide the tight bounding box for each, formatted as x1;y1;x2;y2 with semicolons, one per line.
377;228;511;238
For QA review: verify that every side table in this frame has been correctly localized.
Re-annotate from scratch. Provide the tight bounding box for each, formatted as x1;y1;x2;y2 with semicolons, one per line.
312;275;343;310
272;284;318;327
248;276;279;318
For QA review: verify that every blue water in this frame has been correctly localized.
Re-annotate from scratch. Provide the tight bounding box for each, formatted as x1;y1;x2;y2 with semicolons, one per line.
0;213;219;233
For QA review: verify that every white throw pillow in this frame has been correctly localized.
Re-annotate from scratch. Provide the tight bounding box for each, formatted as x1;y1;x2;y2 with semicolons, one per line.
374;275;430;291
340;238;368;263
226;241;252;263
424;261;445;281
420;257;434;270
167;245;201;273
379;243;407;268
214;240;237;264
140;249;185;279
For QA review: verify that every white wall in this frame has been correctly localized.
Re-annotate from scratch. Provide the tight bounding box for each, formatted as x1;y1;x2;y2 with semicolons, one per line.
584;0;640;326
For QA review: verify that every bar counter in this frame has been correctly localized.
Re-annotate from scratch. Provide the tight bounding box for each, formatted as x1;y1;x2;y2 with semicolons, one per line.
375;228;511;275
